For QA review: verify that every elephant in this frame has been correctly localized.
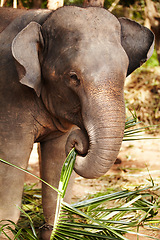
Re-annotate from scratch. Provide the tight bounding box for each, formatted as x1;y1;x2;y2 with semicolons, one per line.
0;6;154;240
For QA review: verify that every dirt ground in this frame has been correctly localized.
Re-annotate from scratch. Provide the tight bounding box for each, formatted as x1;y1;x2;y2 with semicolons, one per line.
25;135;160;240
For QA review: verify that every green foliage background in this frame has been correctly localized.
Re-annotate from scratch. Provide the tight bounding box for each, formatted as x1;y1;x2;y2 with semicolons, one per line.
3;0;159;11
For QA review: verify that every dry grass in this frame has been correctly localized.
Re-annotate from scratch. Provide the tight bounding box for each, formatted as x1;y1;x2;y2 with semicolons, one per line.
125;67;160;131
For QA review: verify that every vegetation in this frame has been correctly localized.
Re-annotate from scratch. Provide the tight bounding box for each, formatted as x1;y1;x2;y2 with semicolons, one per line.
125;50;160;130
2;181;159;239
0;0;159;14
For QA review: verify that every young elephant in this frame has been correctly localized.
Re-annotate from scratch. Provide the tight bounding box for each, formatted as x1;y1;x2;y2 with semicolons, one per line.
0;6;154;239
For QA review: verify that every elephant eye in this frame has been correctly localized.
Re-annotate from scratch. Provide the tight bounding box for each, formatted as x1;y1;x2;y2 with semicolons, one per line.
69;71;80;86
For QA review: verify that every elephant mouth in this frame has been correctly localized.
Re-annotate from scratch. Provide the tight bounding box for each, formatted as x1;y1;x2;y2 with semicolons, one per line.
65;128;89;158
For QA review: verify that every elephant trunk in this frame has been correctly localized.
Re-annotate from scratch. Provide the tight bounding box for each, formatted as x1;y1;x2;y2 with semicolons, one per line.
65;93;125;179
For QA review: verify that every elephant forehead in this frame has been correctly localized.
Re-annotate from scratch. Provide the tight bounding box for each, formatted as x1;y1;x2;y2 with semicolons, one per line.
43;7;125;69
42;6;128;78
44;6;121;39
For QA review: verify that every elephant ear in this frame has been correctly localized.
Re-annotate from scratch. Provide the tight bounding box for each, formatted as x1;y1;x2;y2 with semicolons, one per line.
12;22;43;97
119;17;155;76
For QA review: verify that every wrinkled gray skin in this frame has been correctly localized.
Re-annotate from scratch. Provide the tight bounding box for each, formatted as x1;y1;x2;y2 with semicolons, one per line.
0;6;154;239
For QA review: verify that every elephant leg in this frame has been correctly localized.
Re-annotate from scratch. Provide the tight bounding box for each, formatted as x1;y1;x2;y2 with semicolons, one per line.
40;132;76;240
0;138;34;239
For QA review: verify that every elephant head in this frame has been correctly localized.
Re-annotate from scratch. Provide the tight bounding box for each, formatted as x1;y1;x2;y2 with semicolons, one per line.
12;7;154;179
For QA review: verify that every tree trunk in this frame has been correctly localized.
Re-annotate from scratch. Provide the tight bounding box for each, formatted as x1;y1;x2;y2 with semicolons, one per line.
145;0;160;64
47;0;64;10
0;0;5;7
83;0;104;8
33;0;42;9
